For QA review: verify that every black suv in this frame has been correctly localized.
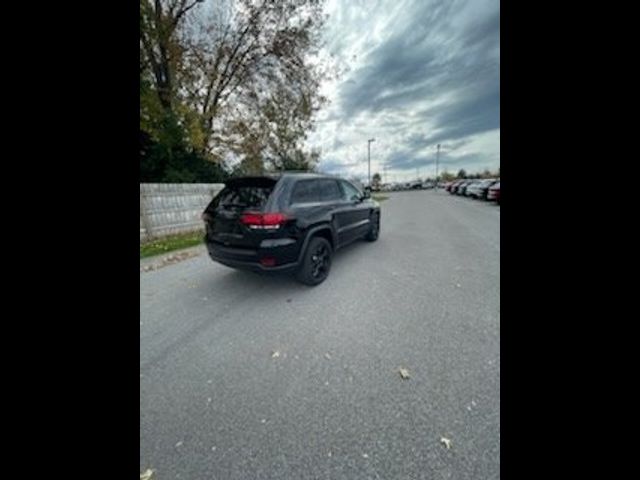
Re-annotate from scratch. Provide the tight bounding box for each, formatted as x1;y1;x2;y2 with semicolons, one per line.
202;173;381;285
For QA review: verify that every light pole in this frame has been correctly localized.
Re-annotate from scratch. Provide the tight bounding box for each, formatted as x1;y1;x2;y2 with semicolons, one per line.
367;138;375;187
436;143;440;186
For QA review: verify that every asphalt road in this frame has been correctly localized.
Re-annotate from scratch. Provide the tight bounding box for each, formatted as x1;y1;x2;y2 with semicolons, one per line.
140;190;500;480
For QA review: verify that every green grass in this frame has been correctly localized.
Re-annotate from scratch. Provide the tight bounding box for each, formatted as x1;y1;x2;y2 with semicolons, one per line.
140;230;204;259
372;195;389;202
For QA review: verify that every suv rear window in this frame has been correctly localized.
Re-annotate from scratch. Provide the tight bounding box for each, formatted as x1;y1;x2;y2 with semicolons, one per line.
210;178;276;210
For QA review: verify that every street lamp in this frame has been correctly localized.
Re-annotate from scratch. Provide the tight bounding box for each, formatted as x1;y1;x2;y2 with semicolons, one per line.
435;143;440;187
367;138;375;187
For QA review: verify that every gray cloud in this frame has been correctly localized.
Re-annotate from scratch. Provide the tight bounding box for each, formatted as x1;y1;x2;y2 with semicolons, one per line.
307;0;500;179
423;81;500;145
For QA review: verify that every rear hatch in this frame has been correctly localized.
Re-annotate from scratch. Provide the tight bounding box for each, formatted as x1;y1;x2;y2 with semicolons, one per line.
203;177;278;249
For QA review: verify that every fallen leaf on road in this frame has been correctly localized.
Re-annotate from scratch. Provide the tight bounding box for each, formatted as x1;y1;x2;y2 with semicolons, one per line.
175;441;183;448
399;368;411;379
324;353;331;360
271;350;280;358
362;453;369;459
140;469;154;480
440;437;452;449
455;283;461;288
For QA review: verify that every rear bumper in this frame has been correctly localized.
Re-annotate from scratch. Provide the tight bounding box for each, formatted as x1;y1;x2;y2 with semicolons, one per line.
205;237;301;273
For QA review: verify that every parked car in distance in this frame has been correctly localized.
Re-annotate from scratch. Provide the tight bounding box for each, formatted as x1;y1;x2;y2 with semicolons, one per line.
449;180;465;194
487;181;500;204
464;180;479;196
458;180;476;196
444;181;454;192
202;173;381;285
467;179;498;199
458;180;474;195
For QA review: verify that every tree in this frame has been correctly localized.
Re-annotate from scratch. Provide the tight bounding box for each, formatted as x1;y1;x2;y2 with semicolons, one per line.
274;149;320;172
456;169;467;179
141;0;329;174
372;172;381;188
140;0;203;113
440;171;456;182
229;80;326;172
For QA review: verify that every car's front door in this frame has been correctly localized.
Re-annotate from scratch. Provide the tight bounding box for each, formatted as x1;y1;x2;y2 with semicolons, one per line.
334;180;372;246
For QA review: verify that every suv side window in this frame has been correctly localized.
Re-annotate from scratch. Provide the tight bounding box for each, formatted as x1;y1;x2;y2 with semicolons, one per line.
339;180;361;202
291;180;321;204
318;179;342;202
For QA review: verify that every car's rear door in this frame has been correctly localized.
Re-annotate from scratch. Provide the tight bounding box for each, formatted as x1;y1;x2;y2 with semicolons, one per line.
287;179;324;226
288;178;342;228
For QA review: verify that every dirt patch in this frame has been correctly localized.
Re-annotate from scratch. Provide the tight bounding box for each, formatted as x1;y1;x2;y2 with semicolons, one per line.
140;249;201;272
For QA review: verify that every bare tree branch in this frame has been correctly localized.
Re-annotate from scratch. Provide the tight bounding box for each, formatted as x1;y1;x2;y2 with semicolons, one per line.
172;0;202;31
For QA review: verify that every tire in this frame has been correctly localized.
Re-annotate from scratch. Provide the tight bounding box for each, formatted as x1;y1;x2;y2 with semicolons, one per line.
296;236;332;286
365;212;380;242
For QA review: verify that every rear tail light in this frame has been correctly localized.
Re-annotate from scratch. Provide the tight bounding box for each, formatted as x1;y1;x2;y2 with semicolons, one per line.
240;212;290;229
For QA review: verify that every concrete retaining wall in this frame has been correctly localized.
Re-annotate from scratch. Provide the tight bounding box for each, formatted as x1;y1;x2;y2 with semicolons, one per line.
140;183;224;242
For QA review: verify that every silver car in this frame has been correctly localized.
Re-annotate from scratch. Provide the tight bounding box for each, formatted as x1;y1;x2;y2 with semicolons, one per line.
467;179;498;199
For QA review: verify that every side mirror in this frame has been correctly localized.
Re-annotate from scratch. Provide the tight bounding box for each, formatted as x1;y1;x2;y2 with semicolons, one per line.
362;189;371;199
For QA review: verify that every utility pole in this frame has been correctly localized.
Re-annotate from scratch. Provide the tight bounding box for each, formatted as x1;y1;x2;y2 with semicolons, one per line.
367;138;375;187
384;164;388;184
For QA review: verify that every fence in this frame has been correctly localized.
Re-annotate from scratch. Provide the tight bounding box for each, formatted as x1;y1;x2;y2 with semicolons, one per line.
140;183;224;242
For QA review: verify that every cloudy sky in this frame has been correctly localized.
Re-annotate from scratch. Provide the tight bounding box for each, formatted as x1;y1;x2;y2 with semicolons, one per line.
306;0;500;183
